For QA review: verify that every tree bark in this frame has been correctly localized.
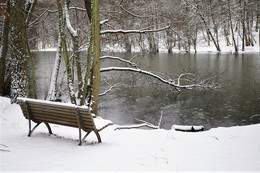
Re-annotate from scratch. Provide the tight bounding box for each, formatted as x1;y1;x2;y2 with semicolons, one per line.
9;0;30;102
84;0;92;22
91;0;101;115
81;37;93;106
0;1;10;96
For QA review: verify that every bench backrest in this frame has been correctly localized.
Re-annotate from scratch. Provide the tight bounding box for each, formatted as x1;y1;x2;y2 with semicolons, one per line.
17;98;96;131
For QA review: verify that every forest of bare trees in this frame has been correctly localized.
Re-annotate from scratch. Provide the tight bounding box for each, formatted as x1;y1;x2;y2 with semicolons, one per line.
0;0;259;115
25;0;260;53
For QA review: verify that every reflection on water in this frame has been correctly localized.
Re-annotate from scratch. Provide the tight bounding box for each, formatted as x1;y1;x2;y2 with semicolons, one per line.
33;52;260;129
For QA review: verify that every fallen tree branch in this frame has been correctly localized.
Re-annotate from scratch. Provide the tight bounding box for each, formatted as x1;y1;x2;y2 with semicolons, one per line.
114;123;158;130
135;118;158;128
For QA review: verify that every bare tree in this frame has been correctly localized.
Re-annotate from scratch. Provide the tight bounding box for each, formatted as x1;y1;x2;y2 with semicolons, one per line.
0;0;10;96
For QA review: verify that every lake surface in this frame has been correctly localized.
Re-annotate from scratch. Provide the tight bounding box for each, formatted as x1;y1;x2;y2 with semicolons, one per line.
33;52;260;130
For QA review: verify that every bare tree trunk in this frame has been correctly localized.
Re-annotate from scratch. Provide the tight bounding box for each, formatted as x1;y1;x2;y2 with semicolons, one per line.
46;35;61;101
9;0;30;102
256;1;259;32
166;29;173;53
199;13;221;52
0;1;10;96
81;38;93;106
224;22;231;46
91;0;101;115
209;0;220;52
24;0;38;99
56;0;76;104
84;0;92;22
64;0;83;104
192;24;198;53
241;0;246;51
228;0;238;53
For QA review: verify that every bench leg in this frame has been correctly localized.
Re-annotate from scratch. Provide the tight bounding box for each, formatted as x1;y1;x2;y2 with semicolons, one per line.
28;122;41;137
78;128;83;146
44;123;53;134
78;131;102;146
28;121;52;137
94;131;102;143
78;131;90;146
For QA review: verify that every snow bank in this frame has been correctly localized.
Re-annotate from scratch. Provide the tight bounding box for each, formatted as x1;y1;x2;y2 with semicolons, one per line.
1;97;260;172
0;97;10;113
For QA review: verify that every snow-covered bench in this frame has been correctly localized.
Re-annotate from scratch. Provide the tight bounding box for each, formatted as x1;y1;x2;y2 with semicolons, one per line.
17;97;113;146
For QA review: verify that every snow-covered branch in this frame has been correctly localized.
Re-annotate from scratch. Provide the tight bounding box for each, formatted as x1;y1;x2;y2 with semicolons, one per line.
64;1;78;37
100;67;224;90
100;56;140;68
177;73;193;86
100;19;109;25
101;25;170;35
101;66;177;87
99;84;116;97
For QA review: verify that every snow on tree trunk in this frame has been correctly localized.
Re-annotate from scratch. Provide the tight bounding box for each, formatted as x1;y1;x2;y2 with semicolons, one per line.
64;0;83;105
56;0;76;104
9;0;30;103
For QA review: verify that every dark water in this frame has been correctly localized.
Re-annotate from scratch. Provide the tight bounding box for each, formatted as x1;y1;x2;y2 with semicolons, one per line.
33;52;260;130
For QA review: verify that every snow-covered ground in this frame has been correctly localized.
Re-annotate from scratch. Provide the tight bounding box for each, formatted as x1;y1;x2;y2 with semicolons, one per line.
1;96;260;172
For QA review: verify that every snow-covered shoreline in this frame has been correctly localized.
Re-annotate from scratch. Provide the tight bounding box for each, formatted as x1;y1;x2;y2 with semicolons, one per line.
1;97;260;172
33;43;260;54
34;30;260;54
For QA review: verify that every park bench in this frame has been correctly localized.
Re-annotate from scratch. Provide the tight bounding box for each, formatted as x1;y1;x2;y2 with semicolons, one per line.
17;97;113;146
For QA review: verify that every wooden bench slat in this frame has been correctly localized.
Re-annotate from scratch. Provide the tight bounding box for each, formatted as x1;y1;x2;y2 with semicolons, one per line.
29;109;76;119
35;117;78;127
30;109;94;122
31;113;96;128
28;105;76;114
